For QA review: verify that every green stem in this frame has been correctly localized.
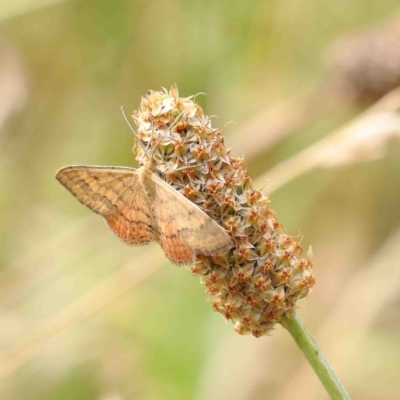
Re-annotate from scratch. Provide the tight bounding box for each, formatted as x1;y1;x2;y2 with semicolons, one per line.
280;310;351;400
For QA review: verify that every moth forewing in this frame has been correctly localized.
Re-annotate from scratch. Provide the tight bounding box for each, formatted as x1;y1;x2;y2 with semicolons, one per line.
55;165;140;216
148;171;233;255
56;165;155;245
56;163;232;265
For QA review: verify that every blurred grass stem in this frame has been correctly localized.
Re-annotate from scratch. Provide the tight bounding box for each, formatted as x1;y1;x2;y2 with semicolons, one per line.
280;310;351;400
260;86;400;193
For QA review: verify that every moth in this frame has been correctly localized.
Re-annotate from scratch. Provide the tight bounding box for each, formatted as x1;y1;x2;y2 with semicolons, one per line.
56;111;232;265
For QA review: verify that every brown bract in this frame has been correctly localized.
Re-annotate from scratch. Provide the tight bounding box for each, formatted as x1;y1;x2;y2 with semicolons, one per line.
132;85;316;337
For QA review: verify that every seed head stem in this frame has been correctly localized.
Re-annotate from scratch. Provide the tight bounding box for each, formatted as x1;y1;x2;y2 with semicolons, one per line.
280;310;351;400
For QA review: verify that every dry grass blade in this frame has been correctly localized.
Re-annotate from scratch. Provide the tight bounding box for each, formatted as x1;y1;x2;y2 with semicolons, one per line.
0;251;164;381
0;40;27;133
228;82;336;160
257;86;400;193
0;217;95;307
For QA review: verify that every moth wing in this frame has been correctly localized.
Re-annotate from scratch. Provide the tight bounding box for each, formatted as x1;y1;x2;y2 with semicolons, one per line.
56;165;155;245
147;172;232;265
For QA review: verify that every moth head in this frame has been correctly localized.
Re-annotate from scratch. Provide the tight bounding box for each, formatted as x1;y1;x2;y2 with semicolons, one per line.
141;156;157;171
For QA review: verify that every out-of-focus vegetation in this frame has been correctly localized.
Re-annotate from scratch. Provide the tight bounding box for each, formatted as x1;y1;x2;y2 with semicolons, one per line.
1;1;400;399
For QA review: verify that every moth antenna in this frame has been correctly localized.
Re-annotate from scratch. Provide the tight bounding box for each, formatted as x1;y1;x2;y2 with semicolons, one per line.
140;117;155;163
120;104;146;152
151;109;187;156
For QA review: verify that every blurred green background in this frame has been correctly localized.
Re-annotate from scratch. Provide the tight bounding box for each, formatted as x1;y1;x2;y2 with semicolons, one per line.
1;1;400;399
